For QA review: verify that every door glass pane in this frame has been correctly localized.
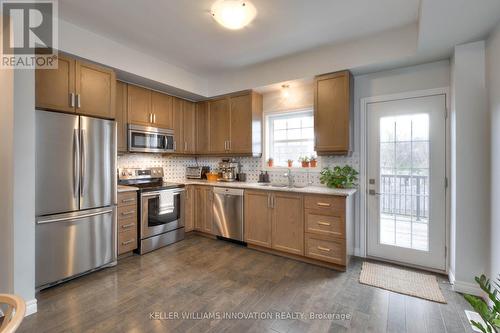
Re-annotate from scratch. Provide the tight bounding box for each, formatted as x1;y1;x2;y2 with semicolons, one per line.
379;114;429;251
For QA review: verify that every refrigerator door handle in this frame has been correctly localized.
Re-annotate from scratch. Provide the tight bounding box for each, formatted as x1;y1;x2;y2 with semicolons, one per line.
73;129;80;198
37;209;113;224
80;129;86;197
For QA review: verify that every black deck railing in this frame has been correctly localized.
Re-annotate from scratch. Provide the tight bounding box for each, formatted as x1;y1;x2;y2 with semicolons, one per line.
380;174;429;221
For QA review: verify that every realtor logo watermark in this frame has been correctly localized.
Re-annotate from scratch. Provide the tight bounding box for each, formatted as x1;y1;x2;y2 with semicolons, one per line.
1;0;58;69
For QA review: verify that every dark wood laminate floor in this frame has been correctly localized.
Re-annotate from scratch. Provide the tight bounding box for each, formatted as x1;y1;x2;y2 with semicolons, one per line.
19;234;474;333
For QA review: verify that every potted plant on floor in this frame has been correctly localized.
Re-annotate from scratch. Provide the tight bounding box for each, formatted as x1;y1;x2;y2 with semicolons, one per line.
299;156;310;168
267;158;274;168
463;274;500;333
287;159;293;168
319;165;359;188
310;155;318;168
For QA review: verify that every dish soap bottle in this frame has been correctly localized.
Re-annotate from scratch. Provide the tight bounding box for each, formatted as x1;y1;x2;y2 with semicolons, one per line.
258;171;265;183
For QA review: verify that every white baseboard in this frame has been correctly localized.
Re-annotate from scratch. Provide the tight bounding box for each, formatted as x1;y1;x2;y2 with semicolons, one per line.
25;298;37;316
448;269;456;284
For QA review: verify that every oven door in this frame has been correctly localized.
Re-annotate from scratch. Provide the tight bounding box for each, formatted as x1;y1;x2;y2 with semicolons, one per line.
128;126;174;153
140;189;184;239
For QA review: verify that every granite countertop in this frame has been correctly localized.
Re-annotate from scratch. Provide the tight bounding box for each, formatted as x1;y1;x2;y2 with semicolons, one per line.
118;185;139;193
176;179;357;197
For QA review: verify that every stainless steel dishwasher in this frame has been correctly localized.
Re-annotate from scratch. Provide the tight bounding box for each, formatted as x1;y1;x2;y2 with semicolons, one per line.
212;187;244;241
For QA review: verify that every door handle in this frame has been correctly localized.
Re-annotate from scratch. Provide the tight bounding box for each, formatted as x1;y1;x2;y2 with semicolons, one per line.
184;141;187;151
121;240;134;246
369;189;382;196
317;246;331;252
70;93;75;108
153;114;156;123
80;129;86;197
317;221;331;226
227;140;231;150
37;209;113;224
316;202;331;207
76;94;81;108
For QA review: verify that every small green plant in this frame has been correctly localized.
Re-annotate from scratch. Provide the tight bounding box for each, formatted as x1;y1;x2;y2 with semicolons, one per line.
299;156;310;163
320;165;359;189
464;274;500;333
310;155;317;162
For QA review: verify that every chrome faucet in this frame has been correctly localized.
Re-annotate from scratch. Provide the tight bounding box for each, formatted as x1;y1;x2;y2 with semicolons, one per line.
284;168;294;187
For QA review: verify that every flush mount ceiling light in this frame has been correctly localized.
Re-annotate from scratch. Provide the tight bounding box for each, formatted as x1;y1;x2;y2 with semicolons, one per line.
281;84;290;98
211;0;257;30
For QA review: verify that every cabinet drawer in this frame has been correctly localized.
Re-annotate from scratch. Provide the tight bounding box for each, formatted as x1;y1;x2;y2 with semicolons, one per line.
304;195;344;216
117;205;137;221
306;212;344;238
117;192;137;207
305;233;345;265
118;217;137;233
118;229;137;254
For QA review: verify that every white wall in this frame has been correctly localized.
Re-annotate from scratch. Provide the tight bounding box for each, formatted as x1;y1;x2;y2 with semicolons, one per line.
450;41;490;295
486;23;500;282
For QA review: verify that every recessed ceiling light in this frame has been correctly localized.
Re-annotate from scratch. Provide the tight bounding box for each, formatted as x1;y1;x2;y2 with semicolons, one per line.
211;0;257;30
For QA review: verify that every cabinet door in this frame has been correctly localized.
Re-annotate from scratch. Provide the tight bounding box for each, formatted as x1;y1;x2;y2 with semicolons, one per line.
75;60;116;119
127;85;152;126
183;100;196;154
151;91;173;129
229;94;252;153
203;187;214;234
209;98;230;153
35;54;75;113
272;193;304;255
194;186;204;231
115;81;128;152
196;101;209;154
314;71;351;154
184;186;195;232
244;190;272;248
173;97;184;153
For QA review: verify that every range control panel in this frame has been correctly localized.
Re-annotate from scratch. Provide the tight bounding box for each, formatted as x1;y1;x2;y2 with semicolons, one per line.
118;167;164;180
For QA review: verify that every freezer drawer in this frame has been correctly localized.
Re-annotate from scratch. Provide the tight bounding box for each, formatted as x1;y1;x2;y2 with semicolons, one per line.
35;207;117;289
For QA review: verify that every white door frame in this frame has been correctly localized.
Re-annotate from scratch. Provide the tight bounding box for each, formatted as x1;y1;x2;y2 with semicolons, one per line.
359;87;450;273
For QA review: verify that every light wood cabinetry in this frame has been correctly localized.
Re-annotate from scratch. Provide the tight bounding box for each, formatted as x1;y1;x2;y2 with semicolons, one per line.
173;97;184;153
314;70;353;155
196;101;209;153
184;185;195;232
117;191;138;255
116;81;128;152
244;190;273;248
36;53;116;119
193;186;214;234
151;91;173;129
271;192;304;255
183;100;196;154
208;98;230;154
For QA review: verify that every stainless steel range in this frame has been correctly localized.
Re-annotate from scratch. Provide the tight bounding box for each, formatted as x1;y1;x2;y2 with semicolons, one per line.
118;167;185;254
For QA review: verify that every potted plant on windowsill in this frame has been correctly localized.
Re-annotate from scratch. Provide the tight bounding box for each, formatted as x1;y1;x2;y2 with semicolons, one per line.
319;165;359;189
267;158;274;168
299;156;310;168
287;159;293;168
310;155;318;168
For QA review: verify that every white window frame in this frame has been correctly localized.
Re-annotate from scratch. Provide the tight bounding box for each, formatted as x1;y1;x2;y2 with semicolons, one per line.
263;108;320;172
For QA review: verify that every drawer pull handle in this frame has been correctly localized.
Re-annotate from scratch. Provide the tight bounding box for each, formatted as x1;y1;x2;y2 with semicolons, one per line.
121;240;134;246
121;223;135;229
121;211;135;216
317;221;331;226
317;202;331;207
317;246;331;252
121;198;135;203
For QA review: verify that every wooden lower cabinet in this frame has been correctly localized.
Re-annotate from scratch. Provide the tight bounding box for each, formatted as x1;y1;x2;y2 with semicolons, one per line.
244;190;272;248
184;186;195;232
193;186;214;234
117;191;138;256
244;190;353;270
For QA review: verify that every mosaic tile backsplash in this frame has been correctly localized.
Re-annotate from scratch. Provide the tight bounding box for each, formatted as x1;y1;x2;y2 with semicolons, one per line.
117;153;359;186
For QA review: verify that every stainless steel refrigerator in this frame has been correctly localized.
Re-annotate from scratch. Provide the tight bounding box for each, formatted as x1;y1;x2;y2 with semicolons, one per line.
35;110;117;289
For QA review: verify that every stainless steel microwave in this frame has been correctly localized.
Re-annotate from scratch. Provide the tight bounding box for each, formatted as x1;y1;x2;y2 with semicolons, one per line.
128;124;174;153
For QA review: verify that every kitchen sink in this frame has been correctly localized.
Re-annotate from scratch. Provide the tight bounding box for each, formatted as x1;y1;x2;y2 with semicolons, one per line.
258;183;307;189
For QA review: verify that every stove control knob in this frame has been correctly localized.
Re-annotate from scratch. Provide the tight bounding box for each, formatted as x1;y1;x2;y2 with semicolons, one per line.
128;171;133;176
121;171;126;176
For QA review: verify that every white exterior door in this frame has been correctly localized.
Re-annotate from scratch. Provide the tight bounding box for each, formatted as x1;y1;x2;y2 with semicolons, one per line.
367;94;447;270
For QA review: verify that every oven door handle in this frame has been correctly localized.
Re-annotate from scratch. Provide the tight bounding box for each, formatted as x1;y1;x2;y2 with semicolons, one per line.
141;189;185;198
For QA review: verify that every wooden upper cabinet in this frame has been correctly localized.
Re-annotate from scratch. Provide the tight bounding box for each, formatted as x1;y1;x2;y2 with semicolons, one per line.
127;84;151;127
244;190;272;248
173;97;184;153
36;54;75;113
314;71;353;155
115;81;128;152
229;94;252;153
75;60;116;119
183;100;196;154
209;98;230;154
196;101;209;154
271;192;304;255
151;91;173;129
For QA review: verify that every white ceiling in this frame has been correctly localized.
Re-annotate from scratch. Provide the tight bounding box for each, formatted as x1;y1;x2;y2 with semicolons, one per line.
58;0;420;75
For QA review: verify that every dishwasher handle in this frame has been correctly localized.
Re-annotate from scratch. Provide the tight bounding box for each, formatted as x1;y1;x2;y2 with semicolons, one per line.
213;187;244;196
